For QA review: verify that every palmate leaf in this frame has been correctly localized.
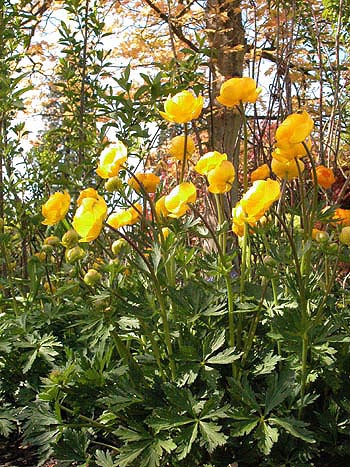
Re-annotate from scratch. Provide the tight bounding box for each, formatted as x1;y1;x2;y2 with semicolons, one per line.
115;440;151;467
205;347;242;365
199;421;227;453
146;408;193;433
269;416;315;443
230;415;259;437
254;420;279;455
54;428;89;463
264;370;295;415
0;407;17;437
95;450;117;467
115;436;176;467
175;423;198;460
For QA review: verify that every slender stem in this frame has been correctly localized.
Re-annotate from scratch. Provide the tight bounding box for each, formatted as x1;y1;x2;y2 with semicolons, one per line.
239;102;249;192
180;123;188;183
299;332;308;419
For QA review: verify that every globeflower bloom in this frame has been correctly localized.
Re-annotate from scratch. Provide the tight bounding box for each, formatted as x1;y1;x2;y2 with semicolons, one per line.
164;182;197;218
96;141;127;179
128;172;161;193
107;204;142;230
194;151;227;175
159;90;203;124
232;179;280;236
77;187;100;206
315;165;336;189
275;111;314;149
251;163;270;182
271;158;305;181
155;196;170;219
216;77;261;108
72;195;107;242
333;208;350;227
42;191;71;226
272;140;311;162
207;160;235;193
168;135;196;161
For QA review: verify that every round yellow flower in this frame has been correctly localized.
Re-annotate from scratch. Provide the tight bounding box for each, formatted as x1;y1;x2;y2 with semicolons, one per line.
168;135;196;161
159;90;203;124
275;111;314;149
272;140;311;162
194;151;227;176
155;196;170;219
77;187;100;206
96;141;127;179
339;226;350;245
72;196;107;242
216;77;262;108
251;163;270;182
271;158;305;181
42;191;71;226
314;165;336;189
207;160;235;193
333;208;350;227
164;182;197;218
107;204;142;229
128;172;161;193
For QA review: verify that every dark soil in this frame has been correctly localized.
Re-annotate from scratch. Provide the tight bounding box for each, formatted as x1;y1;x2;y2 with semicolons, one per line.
0;435;56;467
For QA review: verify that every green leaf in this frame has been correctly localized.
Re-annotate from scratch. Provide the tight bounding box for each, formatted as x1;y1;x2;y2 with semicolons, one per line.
269;416;315;443
175;422;198;460
147;408;194;433
199;421;227;453
264;371;294;414
206;347;242;365
115;441;151;467
254;421;279;455
95;450;117;467
253;352;283;375
230;416;259;437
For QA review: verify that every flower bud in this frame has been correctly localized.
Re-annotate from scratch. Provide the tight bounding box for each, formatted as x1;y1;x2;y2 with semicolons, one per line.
44;235;60;246
83;268;102;286
62;229;80;248
41;244;53;254
315;231;329;243
104;176;123;192
111;238;127;255
65;246;85;263
339;226;350;245
263;255;276;266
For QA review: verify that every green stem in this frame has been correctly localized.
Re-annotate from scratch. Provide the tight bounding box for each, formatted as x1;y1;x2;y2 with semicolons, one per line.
239;102;249;192
180;123;188;183
240;279;268;370
215;193;226;253
299;332;308;419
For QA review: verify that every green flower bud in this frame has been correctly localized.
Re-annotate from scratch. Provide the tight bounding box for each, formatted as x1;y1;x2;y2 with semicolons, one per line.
111;238;127;255
83;268;102;286
315;231;329;243
62;229;79;248
105;176;123;192
65;246;85;263
44;235;60;246
339;226;350;245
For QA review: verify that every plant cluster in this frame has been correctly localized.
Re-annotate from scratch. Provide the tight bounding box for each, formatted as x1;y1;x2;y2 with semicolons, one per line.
1;77;350;467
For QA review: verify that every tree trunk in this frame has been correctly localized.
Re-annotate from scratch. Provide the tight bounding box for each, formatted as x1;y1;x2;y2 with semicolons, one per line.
205;0;245;201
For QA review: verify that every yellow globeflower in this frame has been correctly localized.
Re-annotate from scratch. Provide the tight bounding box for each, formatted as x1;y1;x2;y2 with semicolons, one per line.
96;141;127;179
333;208;350;227
240;179;281;222
128;172;161;193
107;204;142;229
275;111;314;149
272;140;311;162
168;135;196;161
216;77;262;108
194;151;227;175
207;160;235;193
159;90;203;124
42;191;71;226
271;158;305;181
72;196;107;242
164;182;197;218
314;165;336;189
251;163;270;182
77;187;99;206
155;196;170;219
